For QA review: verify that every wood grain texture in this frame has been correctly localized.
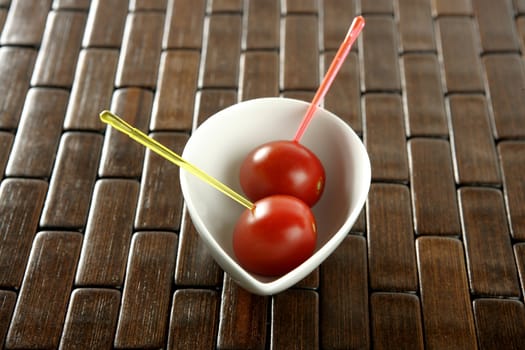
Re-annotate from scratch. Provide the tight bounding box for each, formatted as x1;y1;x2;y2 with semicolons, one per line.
59;288;121;350
6;232;82;350
134;132;187;230
40;132;103;228
322;0;357;50
472;0;520;52
396;0;436;52
245;0;279;49
498;141;525;240
284;0;317;13
196;89;237;126
448;94;501;185
115;12;164;88
31;11;87;88
436;17;484;93
458;187;520;296
151;50;200;131
201;14;242;88
129;0;167;11
364;93;409;182
82;0;128;48
272;289;319;349
52;0;90;9
483;54;525;139
217;275;268;350
417;237;478;350
431;0;473;15
409;138;461;235
0;0;52;45
114;232;177;348
0;179;48;288
163;0;205;49
0;47;37;129
63;49;119;131
0;132;13;175
360;15;401;92
241;51;279;100
473;298;525;349
367;183;417;291
167;289;220;350
210;0;243;12
5;88;68;177
320;236;369;349
515;243;525;296
75;179;139;287
401;53;448;137
0;291;16;346
99;88;152;178
370;293;424;350
360;0;393;13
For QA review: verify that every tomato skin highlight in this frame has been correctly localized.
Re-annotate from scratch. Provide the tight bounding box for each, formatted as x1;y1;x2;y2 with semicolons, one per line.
233;195;317;276
239;140;325;207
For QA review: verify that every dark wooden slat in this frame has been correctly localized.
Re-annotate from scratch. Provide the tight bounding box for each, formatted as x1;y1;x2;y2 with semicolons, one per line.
129;0;167;11
515;0;525;13
201;14;242;88
352;208;366;233
0;132;13;175
244;0;279;49
115;12;164;88
196;89;237;126
31;11;87;88
271;290;318;349
163;0;205;49
436;17;484;93
515;243;525;295
241;51;279;100
115;232;177;348
360;16;401;92
217;275;268;350
473;299;525;349
167;289;220;349
517;17;525;53
416;237;478;350
75;179;139;287
40;132;102;228
0;47;36;129
284;0;317;13
367;184;417;291
360;0;393;13
409;138;461;235
364;93;409;182
324;52;361;135
82;0;128;48
151;50;200;131
174;210;224;287
293;268;319;289
134;132;186;230
370;293;424;350
431;0;473;15
483;54;525;139
52;0;89;9
63;49;119;131
6;232;82;350
402;53;448;137
322;0;357;50
0;291;16;346
459;187;520;296
498;141;525;240
0;8;6;34
210;0;243;12
59;288;121;350
5;88;67;177
282;14;319;90
472;0;520;52
396;0;436;52
0;179;48;288
448;94;501;185
320;236;369;349
0;0;52;45
99;88;152;178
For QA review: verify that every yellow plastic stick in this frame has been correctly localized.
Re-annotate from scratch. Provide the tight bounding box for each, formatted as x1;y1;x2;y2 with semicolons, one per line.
99;111;255;210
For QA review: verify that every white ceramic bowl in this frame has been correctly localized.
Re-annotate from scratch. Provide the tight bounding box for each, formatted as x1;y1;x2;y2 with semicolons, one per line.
180;97;370;295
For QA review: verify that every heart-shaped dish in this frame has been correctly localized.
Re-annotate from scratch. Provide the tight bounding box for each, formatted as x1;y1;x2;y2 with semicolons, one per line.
180;97;371;295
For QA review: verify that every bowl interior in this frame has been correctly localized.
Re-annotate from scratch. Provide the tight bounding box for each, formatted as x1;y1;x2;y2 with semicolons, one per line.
180;97;370;294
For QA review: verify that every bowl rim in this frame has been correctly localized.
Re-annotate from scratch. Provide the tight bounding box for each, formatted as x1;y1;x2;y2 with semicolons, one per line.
179;97;371;295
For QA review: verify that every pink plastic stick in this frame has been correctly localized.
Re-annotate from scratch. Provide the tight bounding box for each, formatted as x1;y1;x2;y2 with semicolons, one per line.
293;16;365;142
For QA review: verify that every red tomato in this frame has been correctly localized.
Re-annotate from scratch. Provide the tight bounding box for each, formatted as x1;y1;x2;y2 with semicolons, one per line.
233;195;317;276
239;140;325;207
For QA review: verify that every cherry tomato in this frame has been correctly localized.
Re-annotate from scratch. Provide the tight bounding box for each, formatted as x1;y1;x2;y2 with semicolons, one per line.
233;195;317;276
239;140;325;207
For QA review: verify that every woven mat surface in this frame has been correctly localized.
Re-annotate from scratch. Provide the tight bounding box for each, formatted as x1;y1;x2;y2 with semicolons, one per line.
1;0;525;349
